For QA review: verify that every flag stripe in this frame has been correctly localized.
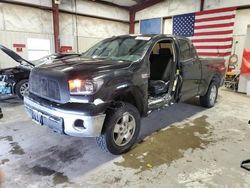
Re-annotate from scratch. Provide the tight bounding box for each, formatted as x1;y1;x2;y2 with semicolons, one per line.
194;30;233;36
194;27;234;33
194;22;234;30
193;42;232;46
197;52;231;56
197;48;231;53
195;11;235;20
192;37;233;43
195;20;234;26
195;15;235;23
191;35;232;40
195;45;232;49
196;7;236;16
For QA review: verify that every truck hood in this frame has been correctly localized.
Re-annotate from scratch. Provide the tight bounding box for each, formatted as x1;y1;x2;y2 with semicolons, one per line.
38;57;133;77
0;44;34;66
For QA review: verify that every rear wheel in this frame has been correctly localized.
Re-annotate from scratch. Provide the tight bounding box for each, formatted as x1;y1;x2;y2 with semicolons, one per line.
96;102;141;155
15;79;29;99
200;81;218;108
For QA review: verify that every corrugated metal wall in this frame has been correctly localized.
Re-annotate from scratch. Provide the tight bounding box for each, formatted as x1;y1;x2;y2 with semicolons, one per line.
0;0;130;69
0;3;54;68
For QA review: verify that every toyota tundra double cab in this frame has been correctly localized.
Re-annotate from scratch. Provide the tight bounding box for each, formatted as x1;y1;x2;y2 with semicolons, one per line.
24;34;226;154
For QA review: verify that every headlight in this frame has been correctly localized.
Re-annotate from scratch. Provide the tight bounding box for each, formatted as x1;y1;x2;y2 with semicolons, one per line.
68;79;103;95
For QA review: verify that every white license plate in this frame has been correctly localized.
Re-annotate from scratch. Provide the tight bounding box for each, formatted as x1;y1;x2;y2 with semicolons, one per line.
31;109;43;125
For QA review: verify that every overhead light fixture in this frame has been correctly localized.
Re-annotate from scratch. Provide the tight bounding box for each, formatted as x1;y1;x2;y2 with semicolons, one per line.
54;0;60;4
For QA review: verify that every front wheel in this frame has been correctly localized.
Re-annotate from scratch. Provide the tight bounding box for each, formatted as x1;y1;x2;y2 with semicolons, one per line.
200;81;218;108
96;102;141;155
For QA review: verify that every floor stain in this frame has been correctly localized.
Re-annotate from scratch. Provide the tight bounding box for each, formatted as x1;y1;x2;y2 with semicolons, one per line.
57;148;83;163
53;173;70;185
9;142;25;155
0;136;13;142
114;177;121;183
0;159;9;165
31;145;84;170
32;165;56;176
114;115;212;172
31;165;70;185
0;136;25;155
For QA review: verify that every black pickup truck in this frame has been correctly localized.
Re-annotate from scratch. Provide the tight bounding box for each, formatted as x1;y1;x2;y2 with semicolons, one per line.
24;34;226;154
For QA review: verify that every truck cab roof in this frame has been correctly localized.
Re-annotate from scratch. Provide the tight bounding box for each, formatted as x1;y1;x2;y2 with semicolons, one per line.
112;34;189;41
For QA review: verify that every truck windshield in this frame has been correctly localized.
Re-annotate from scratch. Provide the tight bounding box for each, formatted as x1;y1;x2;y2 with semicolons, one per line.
82;36;151;62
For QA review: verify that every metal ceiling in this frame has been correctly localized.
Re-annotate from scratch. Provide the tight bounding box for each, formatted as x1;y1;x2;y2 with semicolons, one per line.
100;0;137;7
92;0;146;7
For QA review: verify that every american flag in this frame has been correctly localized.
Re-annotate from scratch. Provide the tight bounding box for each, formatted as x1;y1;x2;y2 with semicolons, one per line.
173;7;236;57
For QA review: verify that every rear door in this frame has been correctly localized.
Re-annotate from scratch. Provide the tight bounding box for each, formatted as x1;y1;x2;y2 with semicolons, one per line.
178;39;201;101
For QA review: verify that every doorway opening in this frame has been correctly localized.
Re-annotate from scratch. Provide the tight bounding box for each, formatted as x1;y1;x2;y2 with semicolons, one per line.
148;39;177;109
27;38;50;61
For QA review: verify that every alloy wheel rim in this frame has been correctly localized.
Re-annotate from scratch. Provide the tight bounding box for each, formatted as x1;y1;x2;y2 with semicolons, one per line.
20;82;29;96
113;112;136;147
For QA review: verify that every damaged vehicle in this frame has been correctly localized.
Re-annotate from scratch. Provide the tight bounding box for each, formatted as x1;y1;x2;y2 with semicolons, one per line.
24;34;226;154
0;45;79;99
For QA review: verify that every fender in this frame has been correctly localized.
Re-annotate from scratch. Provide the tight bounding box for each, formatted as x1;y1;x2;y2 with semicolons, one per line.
110;83;147;116
200;73;221;96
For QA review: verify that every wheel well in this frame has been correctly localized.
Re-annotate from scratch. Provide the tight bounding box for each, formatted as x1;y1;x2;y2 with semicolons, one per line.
211;74;220;87
201;75;220;97
14;79;28;94
113;92;143;116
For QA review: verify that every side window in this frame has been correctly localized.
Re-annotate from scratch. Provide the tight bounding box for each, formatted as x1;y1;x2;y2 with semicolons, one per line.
178;39;192;61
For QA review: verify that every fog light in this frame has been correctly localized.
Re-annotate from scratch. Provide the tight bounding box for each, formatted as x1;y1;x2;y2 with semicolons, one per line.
74;119;86;130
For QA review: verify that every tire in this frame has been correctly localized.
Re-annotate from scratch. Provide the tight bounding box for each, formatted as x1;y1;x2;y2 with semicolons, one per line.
96;102;141;155
15;79;29;99
0;108;3;119
200;81;218;108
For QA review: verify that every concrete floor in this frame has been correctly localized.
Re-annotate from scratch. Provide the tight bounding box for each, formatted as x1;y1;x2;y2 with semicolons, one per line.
0;88;250;188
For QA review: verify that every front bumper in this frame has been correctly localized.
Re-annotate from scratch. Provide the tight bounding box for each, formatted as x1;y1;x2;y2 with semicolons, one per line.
24;96;106;137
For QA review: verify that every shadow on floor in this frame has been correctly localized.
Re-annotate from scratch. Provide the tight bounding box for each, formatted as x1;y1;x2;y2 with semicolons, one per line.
0;95;22;107
139;97;205;139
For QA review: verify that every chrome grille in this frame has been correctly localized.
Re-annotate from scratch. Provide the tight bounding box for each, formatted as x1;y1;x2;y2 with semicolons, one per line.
30;75;60;101
29;68;70;103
